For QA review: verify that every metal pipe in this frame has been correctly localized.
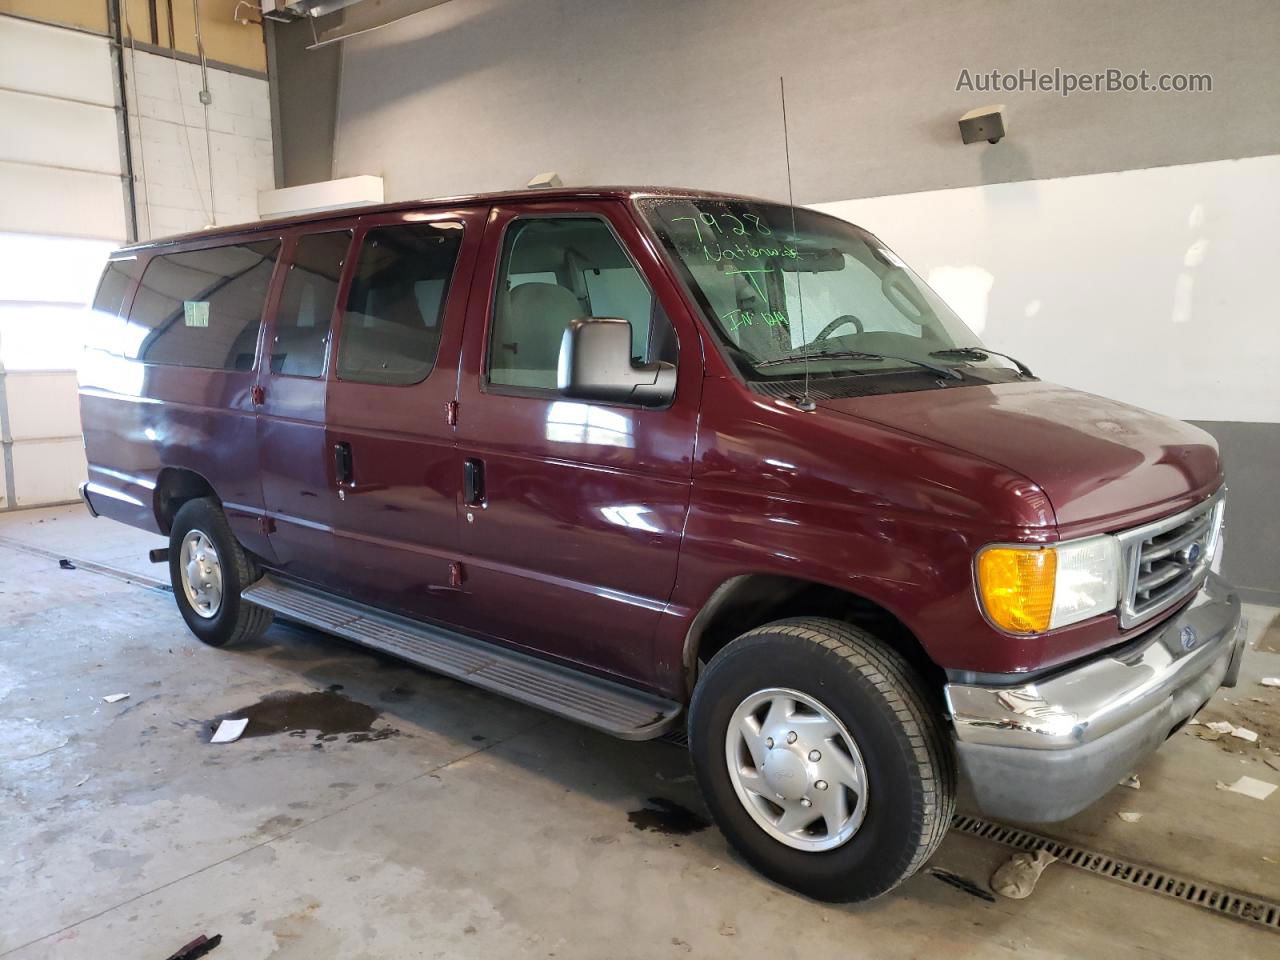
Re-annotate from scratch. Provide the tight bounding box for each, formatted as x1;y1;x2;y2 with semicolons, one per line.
106;0;141;243
191;0;217;225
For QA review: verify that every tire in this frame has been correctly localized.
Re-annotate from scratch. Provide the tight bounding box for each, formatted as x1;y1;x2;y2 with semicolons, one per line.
689;617;955;902
168;497;273;647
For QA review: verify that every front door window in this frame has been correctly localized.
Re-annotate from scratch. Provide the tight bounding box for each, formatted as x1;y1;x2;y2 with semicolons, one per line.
487;217;677;393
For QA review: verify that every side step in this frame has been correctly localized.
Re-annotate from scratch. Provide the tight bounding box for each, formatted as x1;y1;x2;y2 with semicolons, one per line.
242;576;682;740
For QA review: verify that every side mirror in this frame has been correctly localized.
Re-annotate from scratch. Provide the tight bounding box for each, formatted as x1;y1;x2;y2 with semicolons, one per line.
558;317;675;406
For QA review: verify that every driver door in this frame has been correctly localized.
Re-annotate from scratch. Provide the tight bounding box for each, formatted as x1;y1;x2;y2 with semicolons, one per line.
450;201;702;686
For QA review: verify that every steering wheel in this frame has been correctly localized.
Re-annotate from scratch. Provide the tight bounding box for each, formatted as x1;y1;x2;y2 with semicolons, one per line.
814;314;864;342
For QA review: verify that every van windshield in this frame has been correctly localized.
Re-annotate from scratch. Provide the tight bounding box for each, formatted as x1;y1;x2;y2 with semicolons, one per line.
639;197;1002;384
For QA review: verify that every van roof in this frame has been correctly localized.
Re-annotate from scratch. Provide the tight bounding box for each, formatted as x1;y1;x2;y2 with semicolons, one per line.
114;185;781;255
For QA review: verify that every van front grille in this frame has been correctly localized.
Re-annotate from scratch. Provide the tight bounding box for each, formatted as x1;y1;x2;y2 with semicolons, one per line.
1117;492;1224;628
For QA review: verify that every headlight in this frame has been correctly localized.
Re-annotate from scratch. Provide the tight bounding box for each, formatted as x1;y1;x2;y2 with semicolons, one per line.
975;535;1120;634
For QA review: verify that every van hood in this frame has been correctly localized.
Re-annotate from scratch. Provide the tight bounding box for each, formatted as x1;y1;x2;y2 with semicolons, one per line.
817;381;1222;529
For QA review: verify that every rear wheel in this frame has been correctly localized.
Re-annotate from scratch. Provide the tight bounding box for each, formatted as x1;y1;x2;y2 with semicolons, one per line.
168;497;273;647
689;617;955;902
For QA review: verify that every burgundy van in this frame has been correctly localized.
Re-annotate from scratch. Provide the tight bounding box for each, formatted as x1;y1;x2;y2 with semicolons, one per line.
79;187;1244;902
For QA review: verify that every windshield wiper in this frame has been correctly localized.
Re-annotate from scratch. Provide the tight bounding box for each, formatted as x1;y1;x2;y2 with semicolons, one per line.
930;347;1034;378
757;350;963;381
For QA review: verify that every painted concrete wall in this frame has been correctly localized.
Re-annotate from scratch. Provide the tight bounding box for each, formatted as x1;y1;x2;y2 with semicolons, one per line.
125;47;275;239
327;0;1280;203
813;155;1280;426
266;17;341;188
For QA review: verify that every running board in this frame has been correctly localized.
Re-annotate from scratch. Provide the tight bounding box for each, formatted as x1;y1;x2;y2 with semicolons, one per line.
242;576;682;740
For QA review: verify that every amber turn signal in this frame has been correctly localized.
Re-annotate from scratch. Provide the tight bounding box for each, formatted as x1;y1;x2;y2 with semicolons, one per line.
975;546;1057;634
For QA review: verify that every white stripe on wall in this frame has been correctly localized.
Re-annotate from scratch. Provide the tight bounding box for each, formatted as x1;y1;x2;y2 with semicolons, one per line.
815;154;1280;424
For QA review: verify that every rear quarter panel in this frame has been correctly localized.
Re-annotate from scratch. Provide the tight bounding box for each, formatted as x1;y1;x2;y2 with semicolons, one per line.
79;245;274;558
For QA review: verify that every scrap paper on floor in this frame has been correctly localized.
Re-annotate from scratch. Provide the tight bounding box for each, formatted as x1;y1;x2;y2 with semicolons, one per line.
1222;776;1277;801
210;717;249;744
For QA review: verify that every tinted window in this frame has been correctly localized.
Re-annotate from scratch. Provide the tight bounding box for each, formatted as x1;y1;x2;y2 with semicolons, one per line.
271;231;350;377
126;240;280;369
86;257;143;352
336;222;462;386
489;218;674;392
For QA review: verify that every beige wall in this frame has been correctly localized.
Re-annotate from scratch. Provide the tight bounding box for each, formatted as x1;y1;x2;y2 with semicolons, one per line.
0;0;107;32
2;1;266;72
164;0;267;73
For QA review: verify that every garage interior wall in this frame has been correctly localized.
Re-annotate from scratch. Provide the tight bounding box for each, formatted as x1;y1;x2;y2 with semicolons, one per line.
0;4;273;510
270;0;1280;601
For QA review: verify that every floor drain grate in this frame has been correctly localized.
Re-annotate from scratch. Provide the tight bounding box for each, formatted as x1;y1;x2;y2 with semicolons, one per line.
658;728;689;748
952;814;1280;933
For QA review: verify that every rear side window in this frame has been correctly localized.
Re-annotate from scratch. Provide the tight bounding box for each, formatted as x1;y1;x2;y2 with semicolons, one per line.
86;257;143;352
126;240;280;369
336;222;462;386
271;231;350;378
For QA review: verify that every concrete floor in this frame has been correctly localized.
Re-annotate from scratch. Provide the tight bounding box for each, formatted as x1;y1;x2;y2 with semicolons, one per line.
1;505;1278;959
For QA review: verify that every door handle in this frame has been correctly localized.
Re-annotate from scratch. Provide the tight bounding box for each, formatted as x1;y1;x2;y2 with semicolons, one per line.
463;458;485;507
334;441;353;486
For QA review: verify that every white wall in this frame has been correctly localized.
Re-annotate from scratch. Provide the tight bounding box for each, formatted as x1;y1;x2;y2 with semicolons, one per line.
815;155;1280;425
124;48;275;239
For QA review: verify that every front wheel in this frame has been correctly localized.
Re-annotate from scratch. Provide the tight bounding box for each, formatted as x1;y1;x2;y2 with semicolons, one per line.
689;618;955;902
169;497;273;647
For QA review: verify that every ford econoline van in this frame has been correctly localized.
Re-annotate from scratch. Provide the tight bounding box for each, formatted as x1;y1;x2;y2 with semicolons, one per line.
79;187;1244;902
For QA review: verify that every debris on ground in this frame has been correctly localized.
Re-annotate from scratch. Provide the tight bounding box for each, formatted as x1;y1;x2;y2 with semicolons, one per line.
1119;774;1141;790
101;693;130;704
210;718;249;744
1216;776;1278;800
58;559;75;570
1189;726;1222;741
1192;717;1266;747
929;868;997;903
74;773;91;787
1261;678;1280;688
162;934;222;960
1264;757;1280;773
991;849;1057;900
1117;811;1143;823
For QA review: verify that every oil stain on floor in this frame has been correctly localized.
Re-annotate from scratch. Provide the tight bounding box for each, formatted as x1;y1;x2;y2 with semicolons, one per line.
627;797;710;835
205;689;400;744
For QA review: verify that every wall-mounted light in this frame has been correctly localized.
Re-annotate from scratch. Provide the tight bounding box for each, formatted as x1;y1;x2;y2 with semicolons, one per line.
527;171;564;189
959;104;1006;144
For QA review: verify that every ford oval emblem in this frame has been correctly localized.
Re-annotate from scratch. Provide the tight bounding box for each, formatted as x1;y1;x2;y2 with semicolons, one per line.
1180;625;1198;651
1185;542;1203;565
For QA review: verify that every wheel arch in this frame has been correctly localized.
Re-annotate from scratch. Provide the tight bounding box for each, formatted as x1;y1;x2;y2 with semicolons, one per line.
153;467;219;535
681;574;944;698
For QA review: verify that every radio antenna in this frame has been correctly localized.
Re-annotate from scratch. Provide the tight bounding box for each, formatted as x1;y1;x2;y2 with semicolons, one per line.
779;76;815;411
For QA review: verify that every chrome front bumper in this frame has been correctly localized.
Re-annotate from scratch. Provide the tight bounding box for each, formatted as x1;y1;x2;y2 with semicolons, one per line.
945;572;1244;822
